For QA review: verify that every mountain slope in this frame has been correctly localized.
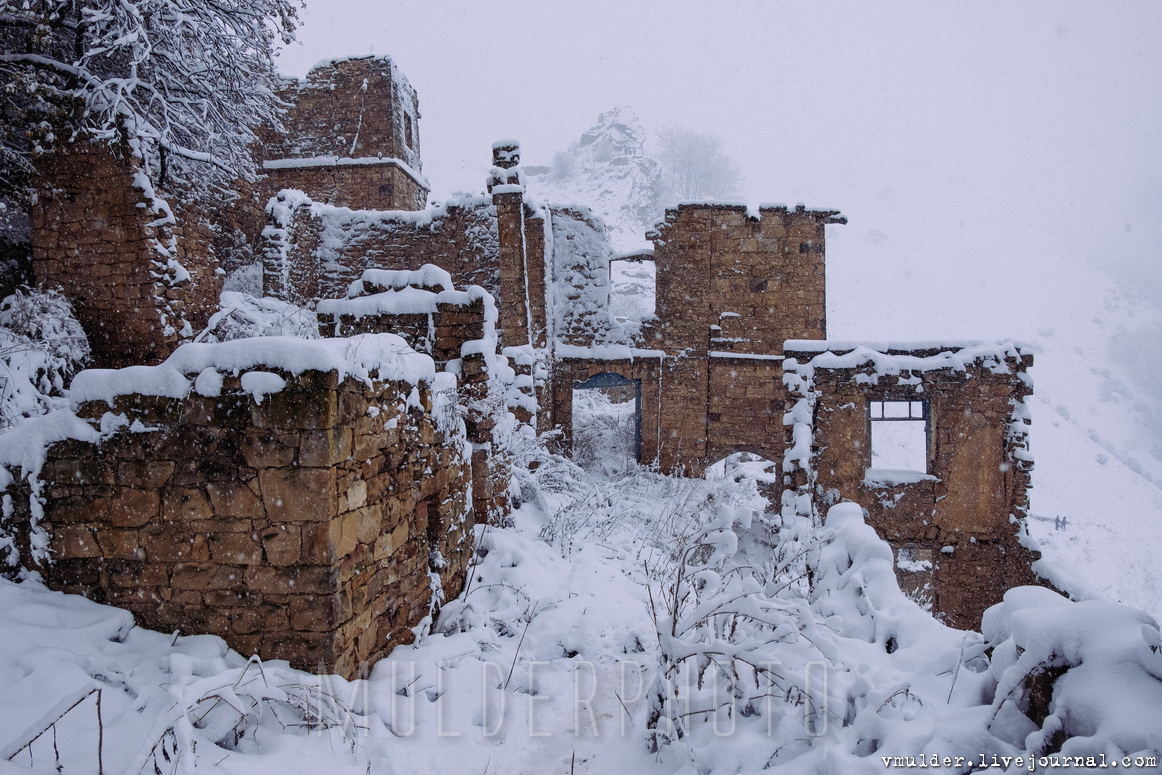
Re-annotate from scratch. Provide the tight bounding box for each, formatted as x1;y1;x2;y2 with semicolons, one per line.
523;107;661;251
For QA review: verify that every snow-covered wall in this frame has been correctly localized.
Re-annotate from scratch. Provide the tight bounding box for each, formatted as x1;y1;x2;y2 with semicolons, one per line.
22;334;474;678
782;341;1040;628
262;191;500;303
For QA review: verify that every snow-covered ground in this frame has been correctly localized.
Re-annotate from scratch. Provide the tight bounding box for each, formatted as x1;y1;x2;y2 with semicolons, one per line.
2;103;1160;775
3;443;1160;773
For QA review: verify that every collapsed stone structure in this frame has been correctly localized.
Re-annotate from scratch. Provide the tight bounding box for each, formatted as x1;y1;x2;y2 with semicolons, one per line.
26;335;474;675
2;52;1043;660
782;342;1038;625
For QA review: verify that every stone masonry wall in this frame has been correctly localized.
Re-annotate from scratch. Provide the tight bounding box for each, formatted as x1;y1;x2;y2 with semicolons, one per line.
705;356;785;473
262;194;499;304
550;204;842;475
263;57;422;171
261;161;427;212
258;56;428;211
647;204;842;356
31;140;222;368
782;343;1039;629
317;274;518;524
37;344;473;679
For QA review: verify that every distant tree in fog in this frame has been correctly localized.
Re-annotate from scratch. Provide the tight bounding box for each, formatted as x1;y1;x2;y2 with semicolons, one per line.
654;127;744;203
551;150;577;181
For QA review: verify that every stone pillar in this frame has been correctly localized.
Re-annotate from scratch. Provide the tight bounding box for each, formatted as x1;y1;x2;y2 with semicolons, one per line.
488;140;531;349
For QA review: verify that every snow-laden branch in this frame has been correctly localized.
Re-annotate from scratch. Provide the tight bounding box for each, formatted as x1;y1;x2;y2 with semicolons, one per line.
1;0;300;191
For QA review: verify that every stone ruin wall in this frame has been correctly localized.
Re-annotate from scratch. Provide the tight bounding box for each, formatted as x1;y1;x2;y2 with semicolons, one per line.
257;56;428;212
647;204;837;356
261;161;427;213
262;194;503;305
31;350;473;679
549;203;840;475
263;57;422;172
782;344;1040;629
30;140;222;368
317;277;519;523
705;356;785;468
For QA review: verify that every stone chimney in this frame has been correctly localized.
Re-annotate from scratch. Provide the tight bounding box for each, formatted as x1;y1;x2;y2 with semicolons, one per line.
488;140;531;348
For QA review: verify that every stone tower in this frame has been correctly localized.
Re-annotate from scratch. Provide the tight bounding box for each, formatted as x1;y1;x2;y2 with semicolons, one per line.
260;56;429;211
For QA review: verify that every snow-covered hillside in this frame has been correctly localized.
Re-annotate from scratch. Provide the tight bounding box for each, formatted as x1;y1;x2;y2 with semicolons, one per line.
524;108;661;252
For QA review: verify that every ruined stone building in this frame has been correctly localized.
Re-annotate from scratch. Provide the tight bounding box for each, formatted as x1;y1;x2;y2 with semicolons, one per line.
3;54;1041;674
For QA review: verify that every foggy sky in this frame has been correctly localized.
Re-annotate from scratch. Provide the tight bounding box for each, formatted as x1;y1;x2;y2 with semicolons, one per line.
277;1;1162;336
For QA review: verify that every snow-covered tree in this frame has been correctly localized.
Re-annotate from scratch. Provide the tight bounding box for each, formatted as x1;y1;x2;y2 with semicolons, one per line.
654;126;744;203
0;0;299;192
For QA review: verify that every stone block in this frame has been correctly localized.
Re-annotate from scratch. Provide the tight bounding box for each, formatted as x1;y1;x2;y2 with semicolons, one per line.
253;389;338;430
117;460;175;489
171;563;242;591
206;481;264;518
161;487;213;523
208;532;264;565
258;467;337;522
240;431;297;468
260;525;301;566
109;488;161;527
139;526;210;563
243;564;336;596
298;428;354;467
50;524;102;559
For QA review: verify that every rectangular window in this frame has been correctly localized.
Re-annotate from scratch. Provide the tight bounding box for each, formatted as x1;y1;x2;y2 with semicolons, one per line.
404;113;414;149
868;399;929;473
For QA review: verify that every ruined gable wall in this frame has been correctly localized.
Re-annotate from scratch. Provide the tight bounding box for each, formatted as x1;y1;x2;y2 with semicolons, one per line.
648;204;836;356
265;57;421;168
31;141;222;368
37;338;473;678
782;343;1038;629
621;204;840;474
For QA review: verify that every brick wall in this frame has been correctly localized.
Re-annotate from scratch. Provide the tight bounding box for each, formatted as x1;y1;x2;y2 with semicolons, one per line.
782;342;1040;629
35;338;473;678
31;139;222;368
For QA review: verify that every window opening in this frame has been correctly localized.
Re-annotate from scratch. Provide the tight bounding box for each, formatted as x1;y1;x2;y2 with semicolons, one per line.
608;254;656;326
868;399;929;473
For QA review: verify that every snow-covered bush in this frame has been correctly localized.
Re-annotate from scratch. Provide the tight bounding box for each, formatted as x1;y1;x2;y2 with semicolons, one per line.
983;586;1162;759
196;291;318;342
0;287;89;429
